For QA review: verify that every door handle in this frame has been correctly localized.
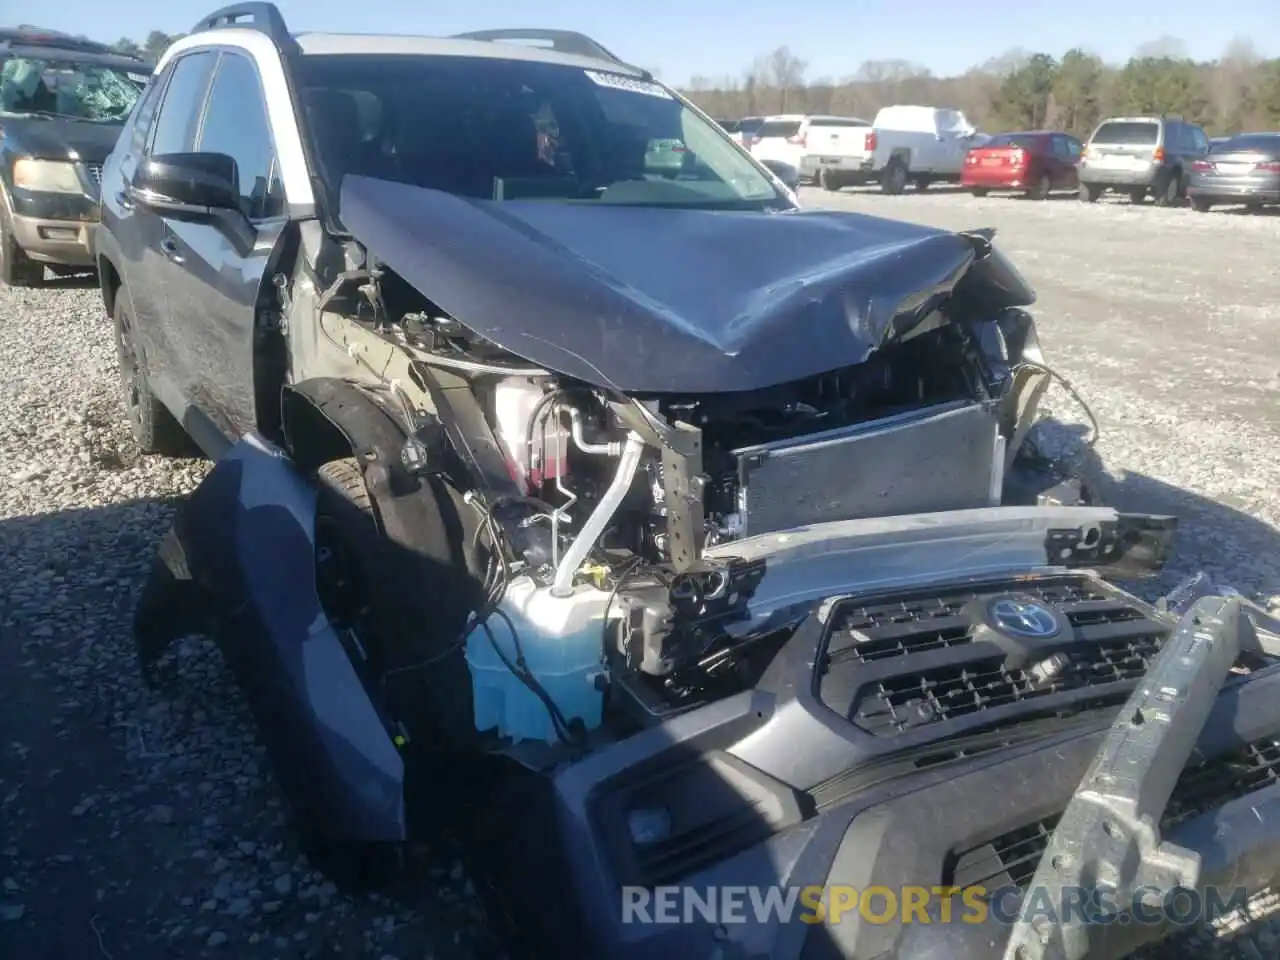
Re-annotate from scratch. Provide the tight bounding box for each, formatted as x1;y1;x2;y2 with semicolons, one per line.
160;236;184;264
116;187;135;211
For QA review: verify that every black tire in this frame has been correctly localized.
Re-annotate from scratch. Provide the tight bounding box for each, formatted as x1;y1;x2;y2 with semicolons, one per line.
971;188;989;198
912;175;932;191
881;159;908;195
307;457;477;882
1027;173;1052;200
0;202;45;288
113;293;189;456
1153;171;1181;207
1078;183;1101;203
1190;196;1214;213
1128;187;1146;204
818;167;842;192
304;457;418;888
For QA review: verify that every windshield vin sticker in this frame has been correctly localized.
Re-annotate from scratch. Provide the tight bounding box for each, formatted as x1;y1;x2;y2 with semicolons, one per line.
584;70;672;99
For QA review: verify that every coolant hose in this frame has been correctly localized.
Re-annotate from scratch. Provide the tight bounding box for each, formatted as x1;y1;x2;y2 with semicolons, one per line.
550;431;646;597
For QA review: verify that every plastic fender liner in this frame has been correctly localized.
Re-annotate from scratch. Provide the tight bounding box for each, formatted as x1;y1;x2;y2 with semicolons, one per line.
133;433;407;843
282;377;482;746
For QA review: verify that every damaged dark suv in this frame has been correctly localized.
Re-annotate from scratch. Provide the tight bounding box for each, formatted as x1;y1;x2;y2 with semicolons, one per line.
96;6;1280;959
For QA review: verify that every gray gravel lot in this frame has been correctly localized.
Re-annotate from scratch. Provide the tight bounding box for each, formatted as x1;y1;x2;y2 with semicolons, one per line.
1;188;1279;959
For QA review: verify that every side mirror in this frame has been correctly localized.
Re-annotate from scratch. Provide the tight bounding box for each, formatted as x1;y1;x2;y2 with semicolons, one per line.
759;158;799;192
133;152;241;217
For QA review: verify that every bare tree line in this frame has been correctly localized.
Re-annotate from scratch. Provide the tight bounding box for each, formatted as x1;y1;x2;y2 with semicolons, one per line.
682;37;1280;138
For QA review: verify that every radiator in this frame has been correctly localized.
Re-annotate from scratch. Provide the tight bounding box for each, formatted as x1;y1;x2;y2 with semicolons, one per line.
729;400;1002;537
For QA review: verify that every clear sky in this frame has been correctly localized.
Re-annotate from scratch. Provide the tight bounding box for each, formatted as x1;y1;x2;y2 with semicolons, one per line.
21;0;1280;85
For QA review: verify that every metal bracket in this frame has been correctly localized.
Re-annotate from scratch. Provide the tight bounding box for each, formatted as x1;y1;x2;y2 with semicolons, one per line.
1001;595;1254;960
660;421;708;575
1045;514;1177;578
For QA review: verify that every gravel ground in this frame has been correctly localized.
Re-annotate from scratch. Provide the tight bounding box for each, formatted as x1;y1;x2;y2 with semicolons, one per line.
0;278;497;959
1;189;1278;959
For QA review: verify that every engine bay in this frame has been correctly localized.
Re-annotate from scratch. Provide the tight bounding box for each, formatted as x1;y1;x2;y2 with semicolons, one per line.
317;254;1058;752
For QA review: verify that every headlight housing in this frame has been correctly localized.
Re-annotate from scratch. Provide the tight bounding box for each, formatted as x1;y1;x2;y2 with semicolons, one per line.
13;158;83;195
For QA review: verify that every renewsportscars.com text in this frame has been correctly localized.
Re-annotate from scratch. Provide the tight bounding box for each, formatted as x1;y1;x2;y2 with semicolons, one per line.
621;884;1251;927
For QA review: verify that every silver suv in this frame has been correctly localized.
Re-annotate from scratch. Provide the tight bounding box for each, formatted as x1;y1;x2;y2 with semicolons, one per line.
1078;115;1209;206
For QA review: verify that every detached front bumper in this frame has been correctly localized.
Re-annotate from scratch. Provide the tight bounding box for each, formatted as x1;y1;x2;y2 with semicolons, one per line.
8;185;100;267
531;654;1280;960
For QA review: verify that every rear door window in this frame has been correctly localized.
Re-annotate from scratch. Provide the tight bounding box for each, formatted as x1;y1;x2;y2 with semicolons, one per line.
128;66;168;153
755;120;801;139
148;51;216;155
1091;121;1159;146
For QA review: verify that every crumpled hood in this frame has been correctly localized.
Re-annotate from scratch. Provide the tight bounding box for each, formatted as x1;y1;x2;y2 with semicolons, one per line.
340;175;1029;393
2;117;122;165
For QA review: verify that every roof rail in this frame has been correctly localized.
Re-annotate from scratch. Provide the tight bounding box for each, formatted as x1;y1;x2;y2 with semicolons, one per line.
451;28;633;69
191;2;299;55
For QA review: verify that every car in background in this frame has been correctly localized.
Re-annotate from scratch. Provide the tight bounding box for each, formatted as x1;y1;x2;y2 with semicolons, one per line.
961;131;1082;199
714;115;763;147
1187;132;1280;213
1077;115;1209;206
798;115;874;190
747;114;871;181
0;25;149;286
864;105;982;194
756;157;799;193
644;137;687;176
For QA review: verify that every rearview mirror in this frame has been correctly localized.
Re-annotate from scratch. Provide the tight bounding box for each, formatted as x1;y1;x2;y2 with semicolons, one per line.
133;152;241;217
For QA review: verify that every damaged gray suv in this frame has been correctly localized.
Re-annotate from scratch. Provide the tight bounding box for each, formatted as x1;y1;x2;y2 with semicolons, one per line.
94;5;1280;959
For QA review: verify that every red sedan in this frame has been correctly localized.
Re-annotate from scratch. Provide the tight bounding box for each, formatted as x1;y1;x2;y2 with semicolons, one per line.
962;131;1083;199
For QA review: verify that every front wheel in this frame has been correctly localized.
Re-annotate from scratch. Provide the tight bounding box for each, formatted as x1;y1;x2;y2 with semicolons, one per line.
971;187;989;198
1027;173;1052;200
1190;196;1214;213
1128;187;1147;204
0;203;45;288
818;167;843;192
1078;183;1101;203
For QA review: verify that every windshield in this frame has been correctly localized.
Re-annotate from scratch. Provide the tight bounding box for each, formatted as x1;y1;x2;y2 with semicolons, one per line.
294;54;784;217
0;55;146;122
1091;121;1159;146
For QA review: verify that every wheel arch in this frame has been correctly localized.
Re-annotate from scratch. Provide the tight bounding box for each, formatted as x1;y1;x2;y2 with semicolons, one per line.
281;376;485;747
281;377;477;578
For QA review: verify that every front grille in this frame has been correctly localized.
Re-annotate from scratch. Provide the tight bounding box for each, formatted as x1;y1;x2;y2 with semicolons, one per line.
818;574;1170;737
950;734;1280;891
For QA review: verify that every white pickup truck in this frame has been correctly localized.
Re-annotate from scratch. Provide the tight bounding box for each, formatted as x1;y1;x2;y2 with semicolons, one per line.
749;115;871;183
812;105;985;194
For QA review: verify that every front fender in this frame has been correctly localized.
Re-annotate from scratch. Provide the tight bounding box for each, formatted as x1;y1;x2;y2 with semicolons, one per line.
134;433;406;843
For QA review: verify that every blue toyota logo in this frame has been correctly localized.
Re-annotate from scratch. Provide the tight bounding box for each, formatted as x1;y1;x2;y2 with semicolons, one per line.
990;598;1060;638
